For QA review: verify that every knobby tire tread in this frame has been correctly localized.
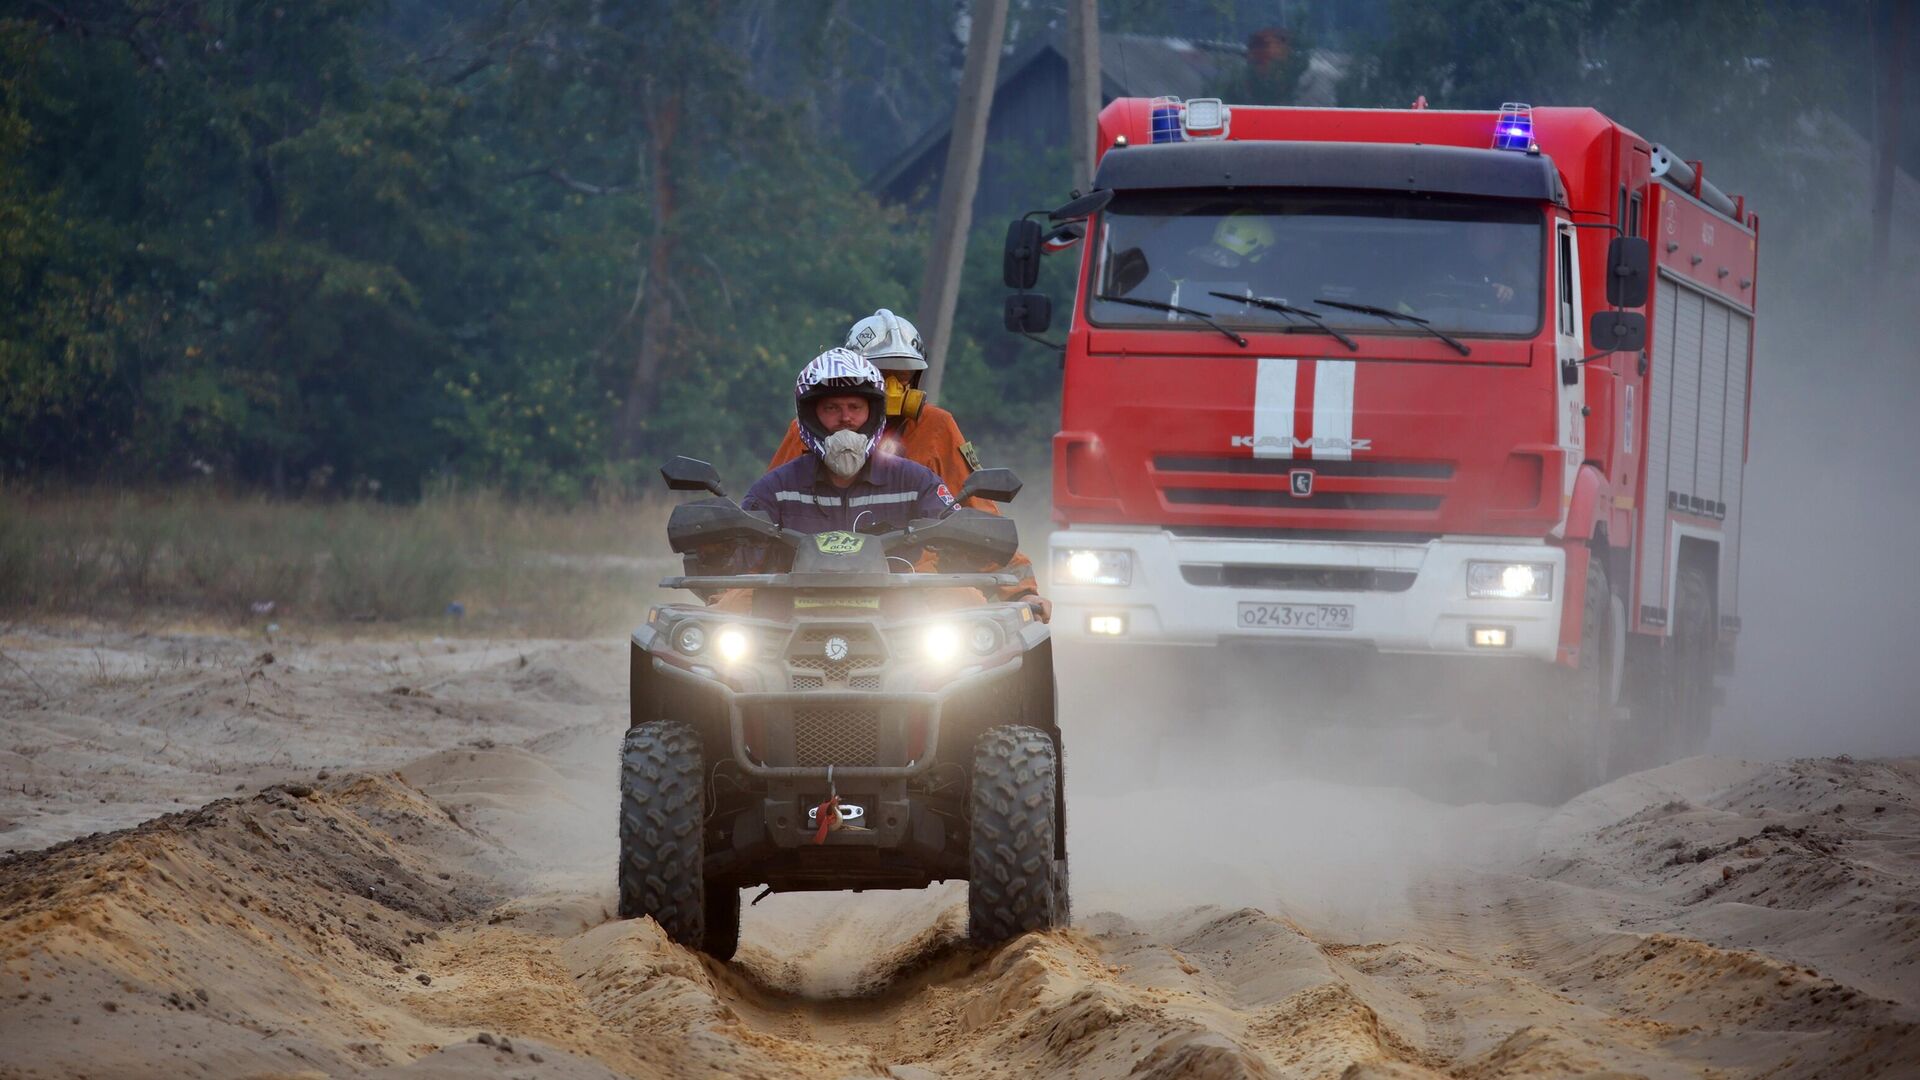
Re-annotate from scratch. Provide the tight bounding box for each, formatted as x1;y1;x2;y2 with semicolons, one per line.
618;722;709;952
968;725;1062;945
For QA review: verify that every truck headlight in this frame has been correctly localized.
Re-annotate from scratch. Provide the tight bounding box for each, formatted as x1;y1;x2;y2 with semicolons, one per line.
1057;548;1133;586
1466;561;1553;600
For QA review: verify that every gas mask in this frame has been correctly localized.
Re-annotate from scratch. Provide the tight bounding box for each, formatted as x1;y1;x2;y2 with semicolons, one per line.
820;428;871;478
884;374;926;421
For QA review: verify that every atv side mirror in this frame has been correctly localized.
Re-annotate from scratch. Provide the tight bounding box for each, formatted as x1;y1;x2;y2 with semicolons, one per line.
661;456;726;497
1589;310;1647;353
1048;188;1112;222
1003;219;1042;289
1004;292;1052;334
1605;236;1650;308
957;467;1023;504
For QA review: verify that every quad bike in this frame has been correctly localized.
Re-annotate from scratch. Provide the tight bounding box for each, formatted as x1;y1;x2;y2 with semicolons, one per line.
619;457;1066;959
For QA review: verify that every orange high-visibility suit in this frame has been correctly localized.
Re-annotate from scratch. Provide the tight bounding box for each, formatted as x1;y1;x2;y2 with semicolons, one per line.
769;406;1040;599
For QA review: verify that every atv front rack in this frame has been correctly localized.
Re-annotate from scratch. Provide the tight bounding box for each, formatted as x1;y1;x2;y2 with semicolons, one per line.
648;654;1026;781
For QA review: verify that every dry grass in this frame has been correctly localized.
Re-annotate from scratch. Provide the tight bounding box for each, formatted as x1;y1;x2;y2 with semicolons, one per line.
0;487;678;638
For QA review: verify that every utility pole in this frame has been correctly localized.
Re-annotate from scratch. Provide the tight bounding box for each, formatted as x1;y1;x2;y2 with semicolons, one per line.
916;0;1008;401
1065;0;1102;194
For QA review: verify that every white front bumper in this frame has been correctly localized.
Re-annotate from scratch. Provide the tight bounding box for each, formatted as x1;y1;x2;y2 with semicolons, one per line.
1048;528;1566;661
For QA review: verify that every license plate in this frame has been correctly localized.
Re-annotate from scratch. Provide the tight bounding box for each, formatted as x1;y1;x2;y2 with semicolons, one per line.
1236;601;1355;632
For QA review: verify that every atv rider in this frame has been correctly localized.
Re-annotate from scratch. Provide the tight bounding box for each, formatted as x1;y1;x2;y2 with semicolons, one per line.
768;309;1048;620
741;348;960;541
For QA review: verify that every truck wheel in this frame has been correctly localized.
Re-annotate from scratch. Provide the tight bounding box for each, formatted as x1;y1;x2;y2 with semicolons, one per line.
968;725;1064;945
1668;565;1716;756
1499;555;1612;802
618;722;721;955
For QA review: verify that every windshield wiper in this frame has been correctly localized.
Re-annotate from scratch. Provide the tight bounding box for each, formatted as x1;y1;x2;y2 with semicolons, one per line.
1313;299;1471;356
1096;295;1247;347
1208;292;1358;351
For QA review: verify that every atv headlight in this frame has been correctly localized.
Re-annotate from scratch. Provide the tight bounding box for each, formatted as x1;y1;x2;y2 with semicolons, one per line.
674;622;708;655
1057;548;1132;586
715;625;751;663
969;620;1004;655
923;623;961;663
1466;561;1553;600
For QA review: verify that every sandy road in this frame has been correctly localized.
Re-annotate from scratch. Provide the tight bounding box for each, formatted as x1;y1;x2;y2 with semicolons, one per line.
2;626;1917;1077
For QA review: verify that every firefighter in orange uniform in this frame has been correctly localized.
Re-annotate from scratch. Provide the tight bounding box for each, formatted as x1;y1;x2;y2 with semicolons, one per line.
768;309;1049;621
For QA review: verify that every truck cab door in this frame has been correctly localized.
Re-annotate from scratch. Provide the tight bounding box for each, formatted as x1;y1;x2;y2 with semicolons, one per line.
1553;220;1585;532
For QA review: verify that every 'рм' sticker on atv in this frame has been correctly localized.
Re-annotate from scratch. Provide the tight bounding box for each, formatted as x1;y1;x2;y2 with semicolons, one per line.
814;531;867;554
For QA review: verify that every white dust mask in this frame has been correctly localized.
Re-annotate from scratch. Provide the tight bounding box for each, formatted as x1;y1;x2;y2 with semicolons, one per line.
821;428;870;478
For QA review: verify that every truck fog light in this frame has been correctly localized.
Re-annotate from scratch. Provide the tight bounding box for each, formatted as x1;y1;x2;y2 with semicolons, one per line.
1087;614;1127;637
1057;548;1133;586
923;623;961;663
715;625;750;663
675;622;708;655
1470;625;1512;649
1467;561;1553;600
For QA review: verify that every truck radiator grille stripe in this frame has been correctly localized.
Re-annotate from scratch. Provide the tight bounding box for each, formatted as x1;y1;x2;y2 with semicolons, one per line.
1154;457;1452;479
1311;360;1356;461
1252;357;1298;459
1164;488;1441;511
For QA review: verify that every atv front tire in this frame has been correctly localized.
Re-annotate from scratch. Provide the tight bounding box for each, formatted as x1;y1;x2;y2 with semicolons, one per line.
968;725;1065;944
619;722;732;957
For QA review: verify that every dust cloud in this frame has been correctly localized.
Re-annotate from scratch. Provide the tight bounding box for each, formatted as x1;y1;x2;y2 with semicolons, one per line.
1714;246;1920;759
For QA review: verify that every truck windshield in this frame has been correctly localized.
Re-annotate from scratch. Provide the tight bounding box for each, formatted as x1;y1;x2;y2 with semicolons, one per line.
1089;191;1544;339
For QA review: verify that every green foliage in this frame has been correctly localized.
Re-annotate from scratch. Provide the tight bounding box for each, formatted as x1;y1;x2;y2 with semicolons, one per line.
0;2;927;497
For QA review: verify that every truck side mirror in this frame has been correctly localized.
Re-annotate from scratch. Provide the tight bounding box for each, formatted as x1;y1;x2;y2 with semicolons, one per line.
1004;292;1052;334
1605;236;1650;308
1589;310;1647;353
957;467;1023;504
660;456;726;497
1003;219;1042;289
1048;188;1113;222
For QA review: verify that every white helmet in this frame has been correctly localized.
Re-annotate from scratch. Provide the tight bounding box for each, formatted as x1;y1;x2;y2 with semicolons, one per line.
844;308;927;371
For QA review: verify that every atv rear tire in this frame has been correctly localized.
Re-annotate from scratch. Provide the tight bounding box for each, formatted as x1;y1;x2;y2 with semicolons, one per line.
968;725;1065;944
619;722;726;955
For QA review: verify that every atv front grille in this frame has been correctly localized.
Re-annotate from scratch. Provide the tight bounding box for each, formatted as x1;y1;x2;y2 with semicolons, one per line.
790;654;854;682
793;707;880;767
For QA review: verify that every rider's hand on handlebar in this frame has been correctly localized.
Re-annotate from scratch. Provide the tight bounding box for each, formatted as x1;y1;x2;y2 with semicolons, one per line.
1023;593;1052;623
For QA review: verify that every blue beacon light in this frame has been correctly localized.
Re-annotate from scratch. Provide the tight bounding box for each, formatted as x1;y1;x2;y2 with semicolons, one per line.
1492;102;1538;153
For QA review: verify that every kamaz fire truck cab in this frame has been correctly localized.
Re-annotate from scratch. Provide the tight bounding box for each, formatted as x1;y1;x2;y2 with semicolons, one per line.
1004;99;1757;793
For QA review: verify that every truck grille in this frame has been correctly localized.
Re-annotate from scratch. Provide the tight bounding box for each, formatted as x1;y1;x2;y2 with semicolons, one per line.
1164;488;1442;511
793;707;880;767
1154;456;1449;514
1155;456;1454;479
1181;564;1416;592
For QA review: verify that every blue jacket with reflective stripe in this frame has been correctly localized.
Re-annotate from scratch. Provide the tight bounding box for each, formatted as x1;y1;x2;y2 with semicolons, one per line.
741;452;957;535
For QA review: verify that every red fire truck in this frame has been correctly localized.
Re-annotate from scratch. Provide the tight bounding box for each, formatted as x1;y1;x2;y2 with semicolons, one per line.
1002;99;1757;787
